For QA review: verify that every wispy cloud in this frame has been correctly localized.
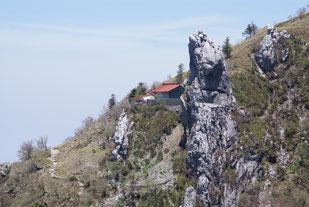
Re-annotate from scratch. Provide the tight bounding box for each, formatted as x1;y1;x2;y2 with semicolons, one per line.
0;15;237;44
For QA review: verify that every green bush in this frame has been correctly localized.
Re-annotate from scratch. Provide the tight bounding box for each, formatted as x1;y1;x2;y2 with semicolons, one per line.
277;166;286;181
30;203;48;207
285;121;298;139
68;176;78;182
135;163;141;171
164;148;170;154
290;164;296;174
172;153;186;174
176;174;187;190
156;151;163;163
144;159;150;165
130;104;181;146
149;148;157;159
231;72;269;117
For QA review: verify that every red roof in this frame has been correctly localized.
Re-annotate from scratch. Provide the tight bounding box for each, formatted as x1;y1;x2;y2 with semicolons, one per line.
148;83;180;93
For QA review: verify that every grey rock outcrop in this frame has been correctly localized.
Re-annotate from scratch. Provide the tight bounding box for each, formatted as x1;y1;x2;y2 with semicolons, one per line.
112;110;134;161
183;31;261;207
183;186;197;207
277;146;290;165
188;31;232;106
0;163;11;181
255;25;290;72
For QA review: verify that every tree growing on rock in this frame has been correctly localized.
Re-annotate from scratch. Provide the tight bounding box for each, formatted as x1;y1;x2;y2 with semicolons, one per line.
18;141;35;161
222;37;232;58
176;63;184;84
242;21;258;38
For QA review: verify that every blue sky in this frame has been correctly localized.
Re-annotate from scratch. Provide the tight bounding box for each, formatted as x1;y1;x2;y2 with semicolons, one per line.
0;0;308;163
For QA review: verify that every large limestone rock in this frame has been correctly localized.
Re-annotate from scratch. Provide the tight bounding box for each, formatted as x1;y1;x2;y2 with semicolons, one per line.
183;31;261;207
183;186;197;207
255;25;290;72
112;110;134;161
188;30;232;106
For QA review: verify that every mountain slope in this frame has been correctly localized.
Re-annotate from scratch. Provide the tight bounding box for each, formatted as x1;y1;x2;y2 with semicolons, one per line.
0;13;308;207
228;13;309;207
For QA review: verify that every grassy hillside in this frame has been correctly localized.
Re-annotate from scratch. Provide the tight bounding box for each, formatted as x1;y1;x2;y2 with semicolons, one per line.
0;13;308;207
0;102;198;207
228;13;309;206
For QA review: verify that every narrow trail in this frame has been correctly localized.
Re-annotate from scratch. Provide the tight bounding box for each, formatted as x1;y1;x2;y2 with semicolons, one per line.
47;148;85;196
78;180;85;196
47;148;59;178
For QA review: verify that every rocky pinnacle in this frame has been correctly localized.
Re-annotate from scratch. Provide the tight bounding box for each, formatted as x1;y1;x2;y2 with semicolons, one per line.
183;31;260;207
188;30;232;106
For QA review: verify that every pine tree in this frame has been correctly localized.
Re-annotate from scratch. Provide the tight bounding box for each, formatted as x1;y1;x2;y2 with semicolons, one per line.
222;37;232;58
176;63;184;84
108;94;116;109
129;88;136;99
137;82;147;95
242;21;258;38
242;24;253;38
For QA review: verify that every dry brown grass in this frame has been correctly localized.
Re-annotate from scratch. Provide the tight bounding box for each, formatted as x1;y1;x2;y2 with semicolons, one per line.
228;12;309;77
164;71;189;84
276;13;309;43
55;140;111;178
227;27;267;76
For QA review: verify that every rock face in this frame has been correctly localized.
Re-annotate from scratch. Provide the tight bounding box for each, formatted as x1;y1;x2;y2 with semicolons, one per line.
188;31;232;106
112;110;134;161
0;163;11;182
183;186;197;207
183;31;261;206
255;25;290;72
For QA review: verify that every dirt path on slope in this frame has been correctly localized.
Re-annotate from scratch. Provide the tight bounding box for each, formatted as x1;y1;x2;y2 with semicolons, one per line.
47;148;59;178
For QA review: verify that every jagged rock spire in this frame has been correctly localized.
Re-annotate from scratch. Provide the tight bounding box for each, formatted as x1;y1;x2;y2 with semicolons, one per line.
188;30;232;105
183;31;261;207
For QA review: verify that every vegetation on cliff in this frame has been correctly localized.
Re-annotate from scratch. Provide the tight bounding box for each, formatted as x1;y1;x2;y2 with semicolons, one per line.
0;12;308;207
229;13;309;206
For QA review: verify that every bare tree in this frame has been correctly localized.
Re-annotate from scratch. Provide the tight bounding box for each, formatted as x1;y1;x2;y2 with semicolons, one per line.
288;15;294;20
151;81;160;90
166;74;172;81
18;141;35;161
36;136;48;151
83;116;95;129
297;7;307;19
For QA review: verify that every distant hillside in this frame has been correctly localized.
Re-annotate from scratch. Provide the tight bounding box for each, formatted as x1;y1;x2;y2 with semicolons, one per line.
0;13;308;207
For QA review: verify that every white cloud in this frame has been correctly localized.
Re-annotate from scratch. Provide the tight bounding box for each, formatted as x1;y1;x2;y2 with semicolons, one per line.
0;15;238;44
